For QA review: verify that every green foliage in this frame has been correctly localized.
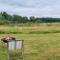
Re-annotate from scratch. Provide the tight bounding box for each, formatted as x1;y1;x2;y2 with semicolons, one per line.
0;12;60;25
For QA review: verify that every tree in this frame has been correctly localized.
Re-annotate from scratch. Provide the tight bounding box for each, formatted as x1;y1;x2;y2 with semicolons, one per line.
29;16;36;22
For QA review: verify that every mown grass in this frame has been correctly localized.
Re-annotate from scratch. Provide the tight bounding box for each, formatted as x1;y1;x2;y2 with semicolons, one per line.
0;24;60;60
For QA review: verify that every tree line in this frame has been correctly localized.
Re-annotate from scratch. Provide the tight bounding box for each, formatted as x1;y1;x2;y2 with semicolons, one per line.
0;12;60;25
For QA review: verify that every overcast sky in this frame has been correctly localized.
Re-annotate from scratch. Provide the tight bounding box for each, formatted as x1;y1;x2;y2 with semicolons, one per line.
0;0;60;17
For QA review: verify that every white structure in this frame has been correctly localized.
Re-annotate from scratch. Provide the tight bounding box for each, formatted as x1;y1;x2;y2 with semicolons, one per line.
7;40;24;60
8;40;23;50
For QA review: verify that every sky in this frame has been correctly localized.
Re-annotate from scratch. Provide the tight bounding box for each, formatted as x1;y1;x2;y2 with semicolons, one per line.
0;0;60;17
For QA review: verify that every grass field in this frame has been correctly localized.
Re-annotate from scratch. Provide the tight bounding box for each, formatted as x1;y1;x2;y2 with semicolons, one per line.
0;23;60;60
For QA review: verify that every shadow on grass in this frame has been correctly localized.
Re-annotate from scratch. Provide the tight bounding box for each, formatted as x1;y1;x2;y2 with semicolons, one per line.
0;31;23;34
0;30;60;34
29;31;60;34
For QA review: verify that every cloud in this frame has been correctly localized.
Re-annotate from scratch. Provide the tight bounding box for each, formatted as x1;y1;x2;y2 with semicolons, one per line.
0;0;60;17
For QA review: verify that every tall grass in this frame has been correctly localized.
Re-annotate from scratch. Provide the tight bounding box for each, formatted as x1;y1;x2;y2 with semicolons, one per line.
0;23;60;60
0;24;60;34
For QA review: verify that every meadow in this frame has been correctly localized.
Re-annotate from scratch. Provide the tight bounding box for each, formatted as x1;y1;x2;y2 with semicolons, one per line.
0;23;60;60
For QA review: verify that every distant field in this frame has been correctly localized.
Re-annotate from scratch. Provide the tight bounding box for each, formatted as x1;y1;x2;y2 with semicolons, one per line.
0;23;60;60
0;23;60;34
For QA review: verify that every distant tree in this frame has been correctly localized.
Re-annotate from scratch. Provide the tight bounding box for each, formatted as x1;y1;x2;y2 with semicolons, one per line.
2;12;9;19
29;16;36;22
22;16;28;23
0;12;60;25
12;15;22;23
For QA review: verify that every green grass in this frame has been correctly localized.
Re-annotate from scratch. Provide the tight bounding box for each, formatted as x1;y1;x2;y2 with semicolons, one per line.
0;24;60;60
0;24;60;34
0;33;60;60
